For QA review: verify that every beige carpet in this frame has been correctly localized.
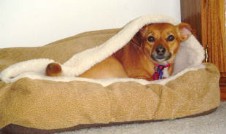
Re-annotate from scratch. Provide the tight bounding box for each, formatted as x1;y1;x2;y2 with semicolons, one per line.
59;102;226;134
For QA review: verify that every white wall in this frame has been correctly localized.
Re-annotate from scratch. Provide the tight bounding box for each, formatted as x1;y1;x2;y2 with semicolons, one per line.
0;0;181;48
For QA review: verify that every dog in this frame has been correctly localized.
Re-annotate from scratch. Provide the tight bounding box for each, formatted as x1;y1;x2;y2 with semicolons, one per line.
46;22;192;80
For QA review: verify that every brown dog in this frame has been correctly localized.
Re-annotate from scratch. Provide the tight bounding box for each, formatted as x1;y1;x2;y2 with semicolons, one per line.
46;23;192;80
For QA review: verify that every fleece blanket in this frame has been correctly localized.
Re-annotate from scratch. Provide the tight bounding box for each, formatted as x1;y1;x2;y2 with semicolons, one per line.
0;15;205;84
0;15;220;132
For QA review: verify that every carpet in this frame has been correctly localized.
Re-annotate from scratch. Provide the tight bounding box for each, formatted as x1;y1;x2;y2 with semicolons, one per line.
59;102;226;134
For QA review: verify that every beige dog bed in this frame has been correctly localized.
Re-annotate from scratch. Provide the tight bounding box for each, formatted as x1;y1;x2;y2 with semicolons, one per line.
0;15;220;133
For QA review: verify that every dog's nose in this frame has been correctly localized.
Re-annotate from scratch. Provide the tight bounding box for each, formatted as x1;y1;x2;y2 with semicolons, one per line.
156;45;166;55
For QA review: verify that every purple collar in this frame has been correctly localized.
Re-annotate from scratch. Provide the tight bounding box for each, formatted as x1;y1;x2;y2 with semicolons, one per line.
152;63;170;80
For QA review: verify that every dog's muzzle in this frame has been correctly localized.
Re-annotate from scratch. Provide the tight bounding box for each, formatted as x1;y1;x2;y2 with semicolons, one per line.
151;45;171;62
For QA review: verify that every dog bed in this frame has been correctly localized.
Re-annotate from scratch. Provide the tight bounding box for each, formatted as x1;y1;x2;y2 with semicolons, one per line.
0;15;220;132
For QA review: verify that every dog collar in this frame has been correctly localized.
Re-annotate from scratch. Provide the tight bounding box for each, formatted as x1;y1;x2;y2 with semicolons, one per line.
152;63;170;80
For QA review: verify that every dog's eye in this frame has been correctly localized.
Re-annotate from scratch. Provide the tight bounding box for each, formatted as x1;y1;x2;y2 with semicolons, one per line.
148;36;155;42
167;35;175;41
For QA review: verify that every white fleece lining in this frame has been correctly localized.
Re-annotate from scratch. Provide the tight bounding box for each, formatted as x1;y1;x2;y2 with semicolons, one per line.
0;15;205;84
2;64;205;87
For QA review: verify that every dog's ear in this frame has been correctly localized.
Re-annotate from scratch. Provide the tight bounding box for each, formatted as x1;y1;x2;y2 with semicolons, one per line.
130;25;148;47
177;22;192;41
139;25;148;37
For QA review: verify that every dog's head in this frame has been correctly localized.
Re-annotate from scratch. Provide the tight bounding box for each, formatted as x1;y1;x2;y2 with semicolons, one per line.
134;22;192;64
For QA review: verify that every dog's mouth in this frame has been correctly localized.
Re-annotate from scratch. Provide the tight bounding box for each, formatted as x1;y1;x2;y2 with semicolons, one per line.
150;45;172;63
151;52;172;62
